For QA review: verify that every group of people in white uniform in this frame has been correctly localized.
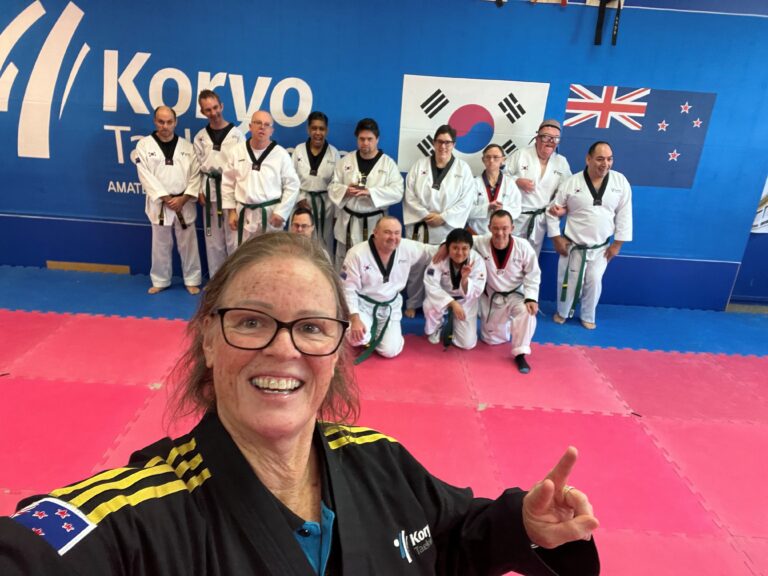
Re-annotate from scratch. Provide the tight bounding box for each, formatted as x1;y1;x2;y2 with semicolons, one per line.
135;89;632;373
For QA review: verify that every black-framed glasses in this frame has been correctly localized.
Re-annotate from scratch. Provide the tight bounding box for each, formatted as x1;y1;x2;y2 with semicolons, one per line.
536;134;560;144
215;308;349;356
434;139;455;146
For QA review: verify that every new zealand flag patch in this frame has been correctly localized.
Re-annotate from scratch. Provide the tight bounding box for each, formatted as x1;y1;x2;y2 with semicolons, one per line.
12;497;96;555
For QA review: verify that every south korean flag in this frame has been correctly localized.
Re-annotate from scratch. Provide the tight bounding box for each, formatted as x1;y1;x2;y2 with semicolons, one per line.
397;74;549;174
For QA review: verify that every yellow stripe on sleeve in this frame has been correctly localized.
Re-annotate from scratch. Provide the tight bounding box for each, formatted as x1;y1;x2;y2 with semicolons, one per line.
86;468;212;524
51;467;135;498
86;480;188;524
69;465;175;508
328;432;398;450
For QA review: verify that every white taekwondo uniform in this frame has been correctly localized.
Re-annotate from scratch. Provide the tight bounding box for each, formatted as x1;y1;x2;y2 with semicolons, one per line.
466;171;522;236
193;123;245;277
423;249;486;350
136;133;202;289
341;238;429;361
547;169;632;324
474;234;541;357
292;140;340;256
222;140;300;245
403;156;475;245
328;152;403;269
403;155;475;309
506;146;571;255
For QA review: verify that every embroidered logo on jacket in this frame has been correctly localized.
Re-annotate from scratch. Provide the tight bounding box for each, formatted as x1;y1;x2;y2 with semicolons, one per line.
393;524;433;563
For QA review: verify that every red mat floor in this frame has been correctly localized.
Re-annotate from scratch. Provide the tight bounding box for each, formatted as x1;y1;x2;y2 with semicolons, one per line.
1;310;766;575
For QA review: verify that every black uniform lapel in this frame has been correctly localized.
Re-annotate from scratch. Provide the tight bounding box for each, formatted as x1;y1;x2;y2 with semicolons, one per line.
318;424;373;574
195;413;316;576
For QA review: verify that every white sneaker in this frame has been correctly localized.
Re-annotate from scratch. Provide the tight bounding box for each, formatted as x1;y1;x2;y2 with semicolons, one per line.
427;330;441;345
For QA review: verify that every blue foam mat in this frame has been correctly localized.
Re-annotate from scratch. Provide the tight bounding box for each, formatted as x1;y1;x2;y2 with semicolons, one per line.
1;266;766;356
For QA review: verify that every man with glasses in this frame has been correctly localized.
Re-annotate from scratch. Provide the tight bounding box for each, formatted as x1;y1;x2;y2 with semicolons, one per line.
467;143;522;235
193;90;245;278
547;141;632;330
290;203;332;262
328;118;403;270
506;119;572;256
222;110;300;246
403;124;475;313
341;216;431;363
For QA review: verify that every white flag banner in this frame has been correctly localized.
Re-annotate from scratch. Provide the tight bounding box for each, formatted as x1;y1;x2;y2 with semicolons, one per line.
397;74;550;173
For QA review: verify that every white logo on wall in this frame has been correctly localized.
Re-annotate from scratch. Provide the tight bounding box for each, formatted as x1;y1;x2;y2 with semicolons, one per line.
0;1;89;159
397;74;549;173
0;1;313;161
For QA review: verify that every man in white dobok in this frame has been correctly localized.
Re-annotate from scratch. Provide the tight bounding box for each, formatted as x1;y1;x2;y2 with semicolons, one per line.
136;106;202;295
328;118;403;270
341;216;430;363
193;89;245;278
547;141;633;330
474;210;541;374
222;110;300;246
506;119;571;256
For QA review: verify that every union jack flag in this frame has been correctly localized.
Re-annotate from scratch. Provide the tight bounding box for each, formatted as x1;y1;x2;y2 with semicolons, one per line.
564;85;650;131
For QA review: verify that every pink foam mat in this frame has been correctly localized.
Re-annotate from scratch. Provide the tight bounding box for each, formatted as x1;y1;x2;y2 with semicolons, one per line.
480;408;719;534
98;384;200;471
0;490;37;517
584;348;768;422
354;335;476;407
0;377;153;495
733;536;768;576
358;399;503;498
642;416;768;538
598;530;755;575
0;310;73;369
8;314;188;386
464;342;630;414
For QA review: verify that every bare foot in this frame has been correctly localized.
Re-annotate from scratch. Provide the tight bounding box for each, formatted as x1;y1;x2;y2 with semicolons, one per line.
186;285;201;295
404;308;416;319
553;313;566;324
148;286;166;295
581;320;597;330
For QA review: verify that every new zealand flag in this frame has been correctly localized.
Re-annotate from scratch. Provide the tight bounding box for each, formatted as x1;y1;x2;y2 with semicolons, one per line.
559;84;716;188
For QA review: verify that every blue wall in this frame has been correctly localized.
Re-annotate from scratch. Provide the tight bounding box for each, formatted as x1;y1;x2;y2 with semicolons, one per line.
1;0;767;309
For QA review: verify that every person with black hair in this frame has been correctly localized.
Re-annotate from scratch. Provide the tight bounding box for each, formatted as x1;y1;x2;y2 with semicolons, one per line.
328;118;403;270
423;228;486;349
292;111;340;257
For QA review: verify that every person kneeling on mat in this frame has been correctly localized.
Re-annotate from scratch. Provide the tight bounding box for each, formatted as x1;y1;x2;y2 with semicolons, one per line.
423;228;486;349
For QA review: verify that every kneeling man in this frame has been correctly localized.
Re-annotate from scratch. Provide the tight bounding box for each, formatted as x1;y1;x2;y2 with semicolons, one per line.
475;210;541;373
423;229;486;349
341;216;428;363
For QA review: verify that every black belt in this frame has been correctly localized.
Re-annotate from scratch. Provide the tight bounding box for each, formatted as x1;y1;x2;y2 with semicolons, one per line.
203;170;223;236
343;207;383;247
411;221;430;244
159;193;187;229
485;285;523;322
